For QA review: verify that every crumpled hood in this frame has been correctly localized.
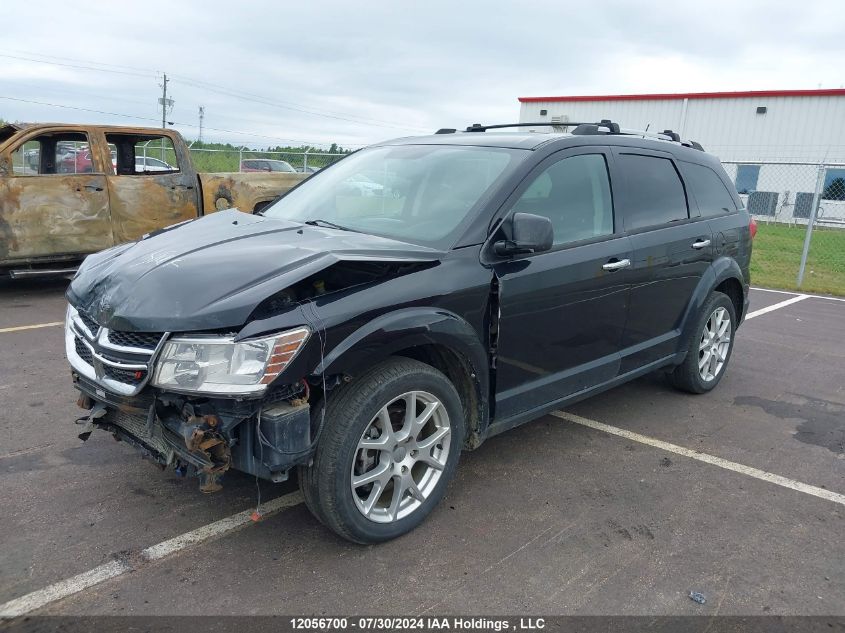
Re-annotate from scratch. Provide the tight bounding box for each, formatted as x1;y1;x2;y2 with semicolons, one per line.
67;209;442;332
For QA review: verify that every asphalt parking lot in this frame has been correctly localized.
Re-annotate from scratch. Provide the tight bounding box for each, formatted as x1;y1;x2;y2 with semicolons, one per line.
0;280;843;617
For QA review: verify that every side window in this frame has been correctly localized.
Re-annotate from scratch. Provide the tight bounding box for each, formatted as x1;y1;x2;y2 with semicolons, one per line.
11;141;40;175
618;154;688;230
679;162;737;216
735;164;760;194
513;154;614;246
10;133;90;175
822;168;845;201
105;134;179;175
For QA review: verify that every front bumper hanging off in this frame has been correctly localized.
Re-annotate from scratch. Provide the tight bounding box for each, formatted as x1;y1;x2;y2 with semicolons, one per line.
72;372;314;492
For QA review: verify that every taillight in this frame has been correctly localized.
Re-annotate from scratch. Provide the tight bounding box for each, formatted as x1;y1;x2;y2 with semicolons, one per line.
749;217;757;239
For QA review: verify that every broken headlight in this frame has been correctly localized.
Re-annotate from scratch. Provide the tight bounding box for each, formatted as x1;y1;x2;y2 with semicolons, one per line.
152;327;310;395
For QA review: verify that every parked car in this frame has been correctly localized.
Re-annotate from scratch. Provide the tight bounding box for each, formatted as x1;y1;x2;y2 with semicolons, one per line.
241;158;297;173
0;123;307;277
58;146;93;174
135;156;176;172
65;121;753;544
341;173;385;196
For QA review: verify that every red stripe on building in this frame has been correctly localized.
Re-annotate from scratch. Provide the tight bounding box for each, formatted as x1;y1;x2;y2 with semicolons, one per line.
518;89;845;103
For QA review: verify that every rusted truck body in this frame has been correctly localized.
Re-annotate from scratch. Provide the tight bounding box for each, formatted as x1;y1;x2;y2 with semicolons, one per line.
0;123;306;277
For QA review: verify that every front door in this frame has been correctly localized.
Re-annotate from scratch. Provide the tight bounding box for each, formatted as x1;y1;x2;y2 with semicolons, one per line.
104;132;200;244
491;149;632;420
0;130;113;264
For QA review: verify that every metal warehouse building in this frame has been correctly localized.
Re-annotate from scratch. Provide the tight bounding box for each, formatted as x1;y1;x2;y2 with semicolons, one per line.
517;89;845;224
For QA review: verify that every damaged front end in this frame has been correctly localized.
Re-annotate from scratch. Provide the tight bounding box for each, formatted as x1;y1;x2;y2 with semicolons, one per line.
66;304;314;492
63;208;444;492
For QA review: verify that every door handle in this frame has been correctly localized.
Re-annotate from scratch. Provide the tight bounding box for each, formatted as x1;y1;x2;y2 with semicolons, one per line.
602;258;631;271
171;184;194;190
692;239;711;249
78;186;104;192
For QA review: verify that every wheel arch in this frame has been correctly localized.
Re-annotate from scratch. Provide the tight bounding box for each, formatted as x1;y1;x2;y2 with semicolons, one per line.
675;257;746;361
314;307;490;448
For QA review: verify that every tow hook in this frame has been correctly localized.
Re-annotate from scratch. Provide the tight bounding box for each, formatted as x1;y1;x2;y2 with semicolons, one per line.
74;402;107;441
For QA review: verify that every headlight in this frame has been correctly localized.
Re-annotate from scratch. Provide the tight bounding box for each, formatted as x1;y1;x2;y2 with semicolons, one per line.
152;327;309;395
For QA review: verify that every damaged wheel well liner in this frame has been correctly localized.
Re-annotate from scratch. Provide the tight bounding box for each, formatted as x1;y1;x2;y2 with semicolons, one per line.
394;344;484;449
309;306;491;449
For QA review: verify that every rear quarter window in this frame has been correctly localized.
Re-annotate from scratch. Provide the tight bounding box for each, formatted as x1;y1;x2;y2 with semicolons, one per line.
679;161;738;216
618;153;688;231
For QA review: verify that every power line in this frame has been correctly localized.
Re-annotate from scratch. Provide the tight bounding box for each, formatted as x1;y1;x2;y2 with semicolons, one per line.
2;48;426;132
0;48;163;75
6;80;155;108
0;96;341;147
0;53;158;78
169;75;427;131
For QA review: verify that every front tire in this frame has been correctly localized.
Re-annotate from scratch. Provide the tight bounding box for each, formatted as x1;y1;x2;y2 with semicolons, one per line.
668;291;736;394
299;357;464;543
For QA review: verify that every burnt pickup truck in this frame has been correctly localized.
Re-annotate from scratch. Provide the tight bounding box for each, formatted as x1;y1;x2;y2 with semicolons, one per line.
0;123;306;277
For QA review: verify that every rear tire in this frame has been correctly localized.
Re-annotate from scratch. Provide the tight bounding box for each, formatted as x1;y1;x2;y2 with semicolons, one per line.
299;357;464;543
668;291;736;394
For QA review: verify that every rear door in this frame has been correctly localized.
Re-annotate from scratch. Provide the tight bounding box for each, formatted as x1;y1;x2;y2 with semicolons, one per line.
678;160;745;266
613;149;714;372
491;148;633;420
104;132;199;243
0;129;113;264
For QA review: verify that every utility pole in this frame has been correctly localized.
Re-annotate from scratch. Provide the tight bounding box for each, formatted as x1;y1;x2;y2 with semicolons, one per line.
198;106;205;142
157;73;173;129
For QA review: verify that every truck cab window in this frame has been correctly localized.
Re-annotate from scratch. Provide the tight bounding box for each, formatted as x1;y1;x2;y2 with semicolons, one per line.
105;133;180;175
10;133;90;175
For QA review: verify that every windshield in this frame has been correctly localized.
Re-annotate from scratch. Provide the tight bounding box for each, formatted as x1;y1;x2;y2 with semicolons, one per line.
262;144;526;247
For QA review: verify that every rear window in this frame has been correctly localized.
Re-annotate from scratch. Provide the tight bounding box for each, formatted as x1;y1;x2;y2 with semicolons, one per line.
618;154;688;230
105;133;179;175
679;161;737;216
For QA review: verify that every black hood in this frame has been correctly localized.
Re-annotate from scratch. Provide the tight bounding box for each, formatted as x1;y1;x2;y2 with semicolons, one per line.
67;209;442;332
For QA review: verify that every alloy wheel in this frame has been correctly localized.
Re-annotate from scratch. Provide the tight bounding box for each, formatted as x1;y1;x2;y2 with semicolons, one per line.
350;390;451;523
698;306;732;382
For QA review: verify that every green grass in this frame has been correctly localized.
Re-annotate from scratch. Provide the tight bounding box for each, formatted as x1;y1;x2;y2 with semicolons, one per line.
751;223;845;296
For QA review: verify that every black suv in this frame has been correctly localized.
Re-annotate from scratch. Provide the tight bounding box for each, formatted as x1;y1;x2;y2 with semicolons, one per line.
65;121;753;543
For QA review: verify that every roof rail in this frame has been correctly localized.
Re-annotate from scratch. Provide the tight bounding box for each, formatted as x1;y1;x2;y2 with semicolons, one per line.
460;120;705;151
617;127;705;151
465;120;620;133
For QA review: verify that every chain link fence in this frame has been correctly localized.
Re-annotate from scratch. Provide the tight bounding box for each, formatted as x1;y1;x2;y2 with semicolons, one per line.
721;161;845;296
188;147;346;175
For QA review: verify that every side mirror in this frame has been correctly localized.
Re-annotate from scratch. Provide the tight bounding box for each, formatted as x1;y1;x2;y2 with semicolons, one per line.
494;212;554;256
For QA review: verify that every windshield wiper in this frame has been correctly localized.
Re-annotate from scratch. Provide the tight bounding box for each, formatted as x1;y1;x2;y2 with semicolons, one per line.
303;219;358;232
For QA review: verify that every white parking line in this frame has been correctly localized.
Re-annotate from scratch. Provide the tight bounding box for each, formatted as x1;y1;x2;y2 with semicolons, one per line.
552;411;845;507
0;492;304;618
5;401;845;618
745;294;810;320
752;286;845;302
0;321;62;334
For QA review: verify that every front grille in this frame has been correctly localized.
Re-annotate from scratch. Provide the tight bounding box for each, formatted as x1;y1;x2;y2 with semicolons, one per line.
74;337;94;365
69;308;164;395
77;312;100;336
107;330;162;351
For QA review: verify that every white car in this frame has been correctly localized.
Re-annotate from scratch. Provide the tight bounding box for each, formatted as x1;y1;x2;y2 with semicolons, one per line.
135;156;176;172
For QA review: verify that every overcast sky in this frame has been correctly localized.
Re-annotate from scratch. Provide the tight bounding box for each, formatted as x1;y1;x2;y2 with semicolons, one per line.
2;0;843;149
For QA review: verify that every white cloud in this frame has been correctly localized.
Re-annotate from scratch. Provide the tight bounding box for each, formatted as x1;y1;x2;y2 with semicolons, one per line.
1;0;843;148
